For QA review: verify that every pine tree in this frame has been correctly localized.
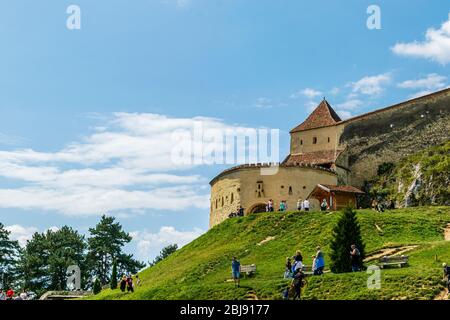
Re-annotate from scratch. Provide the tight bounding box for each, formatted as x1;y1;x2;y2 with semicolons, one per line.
93;278;102;295
329;206;365;273
110;261;117;290
87;215;144;285
0;223;21;289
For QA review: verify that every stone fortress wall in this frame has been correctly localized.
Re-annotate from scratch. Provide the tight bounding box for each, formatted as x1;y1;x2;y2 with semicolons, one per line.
338;88;450;187
209;88;450;228
209;164;337;227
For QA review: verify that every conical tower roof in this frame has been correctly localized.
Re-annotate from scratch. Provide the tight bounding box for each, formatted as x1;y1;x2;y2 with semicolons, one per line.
290;99;342;132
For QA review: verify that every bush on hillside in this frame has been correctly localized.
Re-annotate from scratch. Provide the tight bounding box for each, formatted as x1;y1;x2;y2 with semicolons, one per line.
93;278;102;295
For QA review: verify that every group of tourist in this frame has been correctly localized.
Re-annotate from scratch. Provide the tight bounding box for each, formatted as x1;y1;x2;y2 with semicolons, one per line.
230;242;363;300
284;246;326;280
280;244;362;300
0;288;34;300
119;274;140;293
228;206;245;218
296;199;311;211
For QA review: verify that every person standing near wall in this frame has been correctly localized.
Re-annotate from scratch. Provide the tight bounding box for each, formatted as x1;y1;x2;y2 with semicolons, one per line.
303;199;310;212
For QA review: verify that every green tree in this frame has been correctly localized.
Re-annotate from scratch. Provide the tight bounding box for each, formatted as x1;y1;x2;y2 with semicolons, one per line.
87;215;144;285
0;223;21;289
110;261;117;290
329;207;365;273
93;278;102;295
149;244;178;266
20;226;87;294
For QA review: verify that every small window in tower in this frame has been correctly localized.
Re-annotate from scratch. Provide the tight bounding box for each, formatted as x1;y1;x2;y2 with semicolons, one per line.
281;185;284;189
288;186;293;195
328;137;330;143
313;137;317;144
231;193;234;204
303;186;306;189
215;199;218;209
300;139;303;145
222;197;224;207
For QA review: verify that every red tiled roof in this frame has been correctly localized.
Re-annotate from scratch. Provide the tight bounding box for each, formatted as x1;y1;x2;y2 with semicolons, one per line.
282;150;342;165
290;99;342;133
319;184;364;194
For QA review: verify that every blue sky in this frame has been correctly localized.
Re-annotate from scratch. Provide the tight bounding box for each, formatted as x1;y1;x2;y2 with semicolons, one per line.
0;0;449;262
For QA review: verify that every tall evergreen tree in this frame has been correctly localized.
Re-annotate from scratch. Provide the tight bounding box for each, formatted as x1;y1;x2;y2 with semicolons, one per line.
87;215;144;285
110;261;117;290
0;223;21;289
329;207;365;273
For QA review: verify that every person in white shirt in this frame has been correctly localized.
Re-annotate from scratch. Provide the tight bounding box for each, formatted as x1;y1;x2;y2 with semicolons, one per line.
302;199;310;211
0;289;6;300
19;291;28;300
297;198;303;211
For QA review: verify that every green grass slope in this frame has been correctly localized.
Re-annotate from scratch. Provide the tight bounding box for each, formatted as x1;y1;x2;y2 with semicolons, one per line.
91;207;450;300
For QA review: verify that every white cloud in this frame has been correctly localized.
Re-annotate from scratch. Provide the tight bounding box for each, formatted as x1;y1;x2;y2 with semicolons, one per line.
0;113;259;216
335;99;363;111
329;87;340;95
398;73;448;99
305;101;319;113
254;97;273;108
392;13;450;65
351;73;391;96
131;226;205;261
334;99;363;120
398;73;447;90
336;110;353;120
176;0;190;8
290;88;323;99
0;133;25;146
5;225;38;247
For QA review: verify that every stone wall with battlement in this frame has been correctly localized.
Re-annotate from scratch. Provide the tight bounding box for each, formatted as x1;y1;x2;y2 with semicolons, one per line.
337;88;450;186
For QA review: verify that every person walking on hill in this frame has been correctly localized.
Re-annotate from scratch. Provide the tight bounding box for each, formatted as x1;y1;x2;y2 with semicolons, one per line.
267;199;274;212
292;250;303;273
302;199;310;212
320;199;328;211
237;206;244;217
6;288;14;300
279;200;287;212
120;275;127;292
126;274;134;293
284;257;293;279
291;269;307;300
231;257;241;288
297;198;303;211
135;274;141;286
350;244;361;272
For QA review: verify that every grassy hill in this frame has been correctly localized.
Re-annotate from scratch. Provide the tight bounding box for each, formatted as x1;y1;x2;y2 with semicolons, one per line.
90;206;450;300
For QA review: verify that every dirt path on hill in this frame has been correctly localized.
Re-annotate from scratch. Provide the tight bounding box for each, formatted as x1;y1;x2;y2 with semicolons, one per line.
364;245;418;262
257;236;276;246
444;224;450;241
246;291;259;300
434;289;449;300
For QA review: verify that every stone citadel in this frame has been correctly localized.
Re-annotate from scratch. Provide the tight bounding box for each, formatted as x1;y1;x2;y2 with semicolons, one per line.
209;88;450;227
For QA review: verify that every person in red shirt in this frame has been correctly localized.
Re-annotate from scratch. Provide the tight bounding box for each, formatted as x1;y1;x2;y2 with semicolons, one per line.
6;288;14;300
